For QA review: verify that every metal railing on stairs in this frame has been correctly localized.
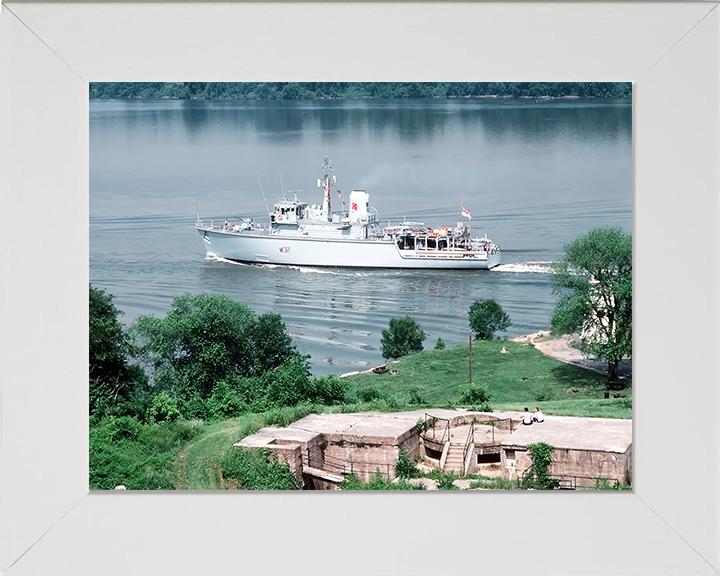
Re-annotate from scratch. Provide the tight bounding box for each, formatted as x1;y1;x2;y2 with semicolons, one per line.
462;420;475;474
423;413;450;444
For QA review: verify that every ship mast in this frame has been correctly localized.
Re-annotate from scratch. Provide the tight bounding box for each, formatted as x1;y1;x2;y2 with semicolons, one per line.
319;154;334;222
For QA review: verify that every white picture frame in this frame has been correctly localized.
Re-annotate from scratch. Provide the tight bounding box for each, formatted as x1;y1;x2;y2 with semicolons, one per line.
0;2;718;574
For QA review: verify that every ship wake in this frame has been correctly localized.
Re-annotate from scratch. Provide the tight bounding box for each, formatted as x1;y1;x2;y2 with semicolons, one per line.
492;262;553;274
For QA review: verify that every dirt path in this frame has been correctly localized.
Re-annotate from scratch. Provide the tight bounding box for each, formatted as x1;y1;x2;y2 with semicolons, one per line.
513;332;632;382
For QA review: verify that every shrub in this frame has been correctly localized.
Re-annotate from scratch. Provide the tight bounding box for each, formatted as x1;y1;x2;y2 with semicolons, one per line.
263;354;347;409
357;386;382;403
460;383;491;411
221;447;300;490
427;468;460;490
469;299;511;340
594;476;631;490
206;381;246;421
395;445;420;479
147;391;182;423
340;471;426;490
434;337;446;350
408;387;425;405
380;316;426;360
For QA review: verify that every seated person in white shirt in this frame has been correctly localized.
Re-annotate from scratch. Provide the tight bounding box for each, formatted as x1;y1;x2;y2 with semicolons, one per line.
522;407;533;425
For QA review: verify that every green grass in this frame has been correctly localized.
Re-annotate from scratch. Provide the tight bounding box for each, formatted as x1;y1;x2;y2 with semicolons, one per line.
172;418;254;490
468;474;519;490
344;339;628;414
153;339;631;490
90;418;205;490
171;404;323;489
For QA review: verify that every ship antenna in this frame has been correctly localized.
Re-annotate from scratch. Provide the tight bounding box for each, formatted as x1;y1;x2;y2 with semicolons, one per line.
279;173;287;200
257;177;271;215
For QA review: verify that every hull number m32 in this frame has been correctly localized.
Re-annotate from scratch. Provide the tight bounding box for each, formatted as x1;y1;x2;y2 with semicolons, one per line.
279;247;290;253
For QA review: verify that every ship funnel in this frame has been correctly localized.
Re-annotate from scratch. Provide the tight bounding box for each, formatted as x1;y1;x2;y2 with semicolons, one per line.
349;190;369;223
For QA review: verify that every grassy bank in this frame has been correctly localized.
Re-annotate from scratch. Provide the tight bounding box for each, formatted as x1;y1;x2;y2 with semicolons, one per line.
343;339;627;411
93;339;631;490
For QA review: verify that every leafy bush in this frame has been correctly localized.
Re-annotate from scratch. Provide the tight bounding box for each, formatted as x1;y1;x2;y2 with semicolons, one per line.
147;391;182;423
205;381;246;421
263;354;347;409
395;445;421;479
459;383;491;411
357;386;383;402
469;299;511;340
426;468;460;490
434;337;446;350
339;471;426;490
408;387;425;405
221;447;300;490
380;316;426;360
594;476;632;490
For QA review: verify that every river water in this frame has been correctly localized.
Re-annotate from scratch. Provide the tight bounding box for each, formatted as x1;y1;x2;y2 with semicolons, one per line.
90;97;631;376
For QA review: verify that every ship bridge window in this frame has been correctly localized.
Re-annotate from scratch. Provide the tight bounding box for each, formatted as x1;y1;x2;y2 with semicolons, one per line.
399;237;415;250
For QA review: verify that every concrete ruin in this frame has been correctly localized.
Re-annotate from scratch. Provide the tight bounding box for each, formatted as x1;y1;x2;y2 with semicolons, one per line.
235;409;632;490
501;416;633;488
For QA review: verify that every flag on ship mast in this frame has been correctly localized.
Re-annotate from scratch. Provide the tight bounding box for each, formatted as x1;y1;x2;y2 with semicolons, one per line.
462;207;472;220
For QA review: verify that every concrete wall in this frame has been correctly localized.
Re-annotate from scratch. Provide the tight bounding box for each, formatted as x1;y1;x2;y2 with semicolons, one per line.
548;447;631;486
321;429;420;482
501;444;633;487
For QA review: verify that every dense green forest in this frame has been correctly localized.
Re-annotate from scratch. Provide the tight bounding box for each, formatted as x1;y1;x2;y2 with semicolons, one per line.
89;82;632;100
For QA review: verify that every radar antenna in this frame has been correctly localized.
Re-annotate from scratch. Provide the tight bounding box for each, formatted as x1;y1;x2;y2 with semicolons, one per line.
257;177;271;215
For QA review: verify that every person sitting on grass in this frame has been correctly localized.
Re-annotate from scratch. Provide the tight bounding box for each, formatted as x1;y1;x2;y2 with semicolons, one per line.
533;407;544;423
522;407;533;425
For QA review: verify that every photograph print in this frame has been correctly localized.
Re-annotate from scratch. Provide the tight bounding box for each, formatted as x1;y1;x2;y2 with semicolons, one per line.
89;82;632;491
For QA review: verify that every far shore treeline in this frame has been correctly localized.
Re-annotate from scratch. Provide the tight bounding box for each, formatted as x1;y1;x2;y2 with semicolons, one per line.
89;82;632;101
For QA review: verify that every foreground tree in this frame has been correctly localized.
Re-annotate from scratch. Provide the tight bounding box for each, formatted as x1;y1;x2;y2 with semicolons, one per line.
131;293;295;401
89;284;143;417
380;316;426;360
469;299;511;340
551;227;632;382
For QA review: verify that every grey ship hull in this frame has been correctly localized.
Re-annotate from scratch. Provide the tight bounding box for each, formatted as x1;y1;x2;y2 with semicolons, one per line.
198;226;501;269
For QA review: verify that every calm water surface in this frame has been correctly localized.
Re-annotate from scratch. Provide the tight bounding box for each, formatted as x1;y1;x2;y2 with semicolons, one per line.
90;98;631;375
